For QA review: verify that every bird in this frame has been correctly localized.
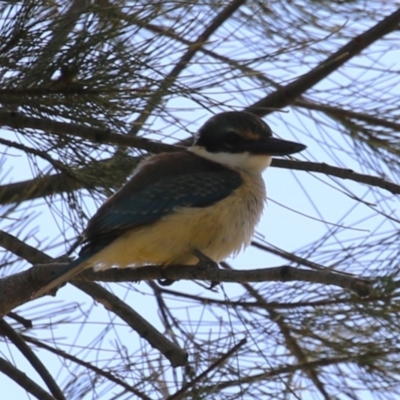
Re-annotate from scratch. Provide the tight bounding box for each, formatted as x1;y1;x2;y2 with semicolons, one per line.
34;111;306;298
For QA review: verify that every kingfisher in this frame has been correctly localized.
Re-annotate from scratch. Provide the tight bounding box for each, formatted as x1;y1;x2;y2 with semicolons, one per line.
35;111;306;297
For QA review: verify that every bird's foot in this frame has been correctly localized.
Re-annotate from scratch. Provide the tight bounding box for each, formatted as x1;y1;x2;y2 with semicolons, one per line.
157;278;175;286
193;249;220;289
158;266;175;286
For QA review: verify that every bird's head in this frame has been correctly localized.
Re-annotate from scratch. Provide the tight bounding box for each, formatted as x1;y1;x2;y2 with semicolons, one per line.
189;111;306;173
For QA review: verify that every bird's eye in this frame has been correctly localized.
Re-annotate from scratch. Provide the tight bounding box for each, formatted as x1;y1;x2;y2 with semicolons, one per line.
224;131;241;147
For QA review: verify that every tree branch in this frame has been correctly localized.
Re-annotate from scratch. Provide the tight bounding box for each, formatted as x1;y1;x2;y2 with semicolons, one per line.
0;137;72;175
224;263;332;399
0;319;65;400
0;356;54;400
0;155;140;205
268;307;331;400
272;159;400;195
0;261;372;317
0;109;177;154
294;99;400;132
246;7;400;115
1;147;398;208
167;338;246;400
203;350;392;392
0;231;187;367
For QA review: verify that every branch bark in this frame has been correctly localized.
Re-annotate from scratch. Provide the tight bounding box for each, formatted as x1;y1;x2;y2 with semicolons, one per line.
0;261;372;318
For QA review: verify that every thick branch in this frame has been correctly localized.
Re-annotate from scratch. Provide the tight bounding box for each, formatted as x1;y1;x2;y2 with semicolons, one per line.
81;265;372;296
0;260;372;317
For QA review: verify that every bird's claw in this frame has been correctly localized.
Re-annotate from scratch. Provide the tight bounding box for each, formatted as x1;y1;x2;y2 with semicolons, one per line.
193;249;220;289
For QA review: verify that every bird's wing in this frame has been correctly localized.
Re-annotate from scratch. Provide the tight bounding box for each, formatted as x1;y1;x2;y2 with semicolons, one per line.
82;152;242;253
33;152;242;298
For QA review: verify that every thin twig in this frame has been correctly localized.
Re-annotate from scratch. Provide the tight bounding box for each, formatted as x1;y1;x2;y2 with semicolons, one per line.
294;99;400;132
129;0;246;136
224;263;331;400
202;350;393;392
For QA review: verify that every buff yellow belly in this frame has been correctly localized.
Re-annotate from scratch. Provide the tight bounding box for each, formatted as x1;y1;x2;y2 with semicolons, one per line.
88;171;265;270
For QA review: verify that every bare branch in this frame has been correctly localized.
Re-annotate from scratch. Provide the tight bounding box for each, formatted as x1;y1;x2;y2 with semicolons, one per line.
0;109;177;154
81;265;372;296
246;7;400;115
272;159;400;195
0;356;54;400
0;230;187;368
0;227;371;317
0;262;372;317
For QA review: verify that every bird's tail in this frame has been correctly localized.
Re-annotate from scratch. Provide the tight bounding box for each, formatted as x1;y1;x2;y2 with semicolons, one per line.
32;251;94;299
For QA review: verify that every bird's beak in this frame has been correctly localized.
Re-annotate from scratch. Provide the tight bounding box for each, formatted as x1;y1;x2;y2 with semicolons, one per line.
247;137;306;156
